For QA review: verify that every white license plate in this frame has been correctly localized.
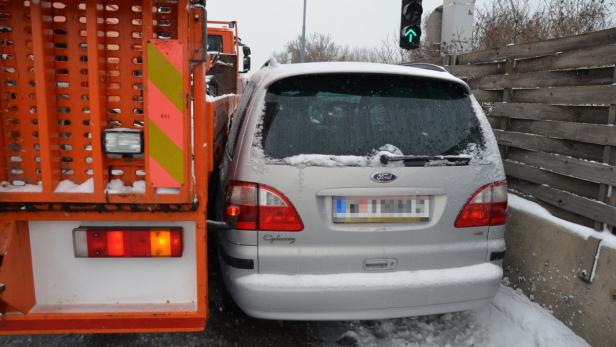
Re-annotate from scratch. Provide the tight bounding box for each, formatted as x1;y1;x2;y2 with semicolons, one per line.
333;196;431;223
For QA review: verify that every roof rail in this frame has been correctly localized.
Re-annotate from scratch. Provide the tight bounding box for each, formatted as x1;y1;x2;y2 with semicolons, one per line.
400;62;447;72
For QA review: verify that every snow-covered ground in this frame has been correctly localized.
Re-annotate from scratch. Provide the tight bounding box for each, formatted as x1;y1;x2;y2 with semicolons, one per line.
324;284;589;347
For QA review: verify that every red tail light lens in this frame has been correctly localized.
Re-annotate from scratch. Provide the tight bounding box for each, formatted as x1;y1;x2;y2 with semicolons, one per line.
73;227;183;257
454;181;508;228
225;181;304;232
259;185;304;231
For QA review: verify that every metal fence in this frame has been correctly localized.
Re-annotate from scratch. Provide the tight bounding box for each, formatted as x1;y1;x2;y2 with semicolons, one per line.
424;28;616;230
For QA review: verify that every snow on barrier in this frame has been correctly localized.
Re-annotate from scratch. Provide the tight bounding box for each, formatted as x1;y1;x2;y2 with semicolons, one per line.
504;194;616;347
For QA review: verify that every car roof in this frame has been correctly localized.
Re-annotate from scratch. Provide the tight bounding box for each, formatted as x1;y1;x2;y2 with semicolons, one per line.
250;61;470;92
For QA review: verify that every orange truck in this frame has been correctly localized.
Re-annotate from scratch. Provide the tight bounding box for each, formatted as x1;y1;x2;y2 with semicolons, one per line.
0;0;239;334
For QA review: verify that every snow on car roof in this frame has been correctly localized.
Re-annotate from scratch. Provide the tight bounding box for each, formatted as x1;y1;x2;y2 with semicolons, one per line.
250;61;470;91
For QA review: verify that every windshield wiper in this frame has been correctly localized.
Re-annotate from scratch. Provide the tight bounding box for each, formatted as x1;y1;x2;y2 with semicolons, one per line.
380;154;472;166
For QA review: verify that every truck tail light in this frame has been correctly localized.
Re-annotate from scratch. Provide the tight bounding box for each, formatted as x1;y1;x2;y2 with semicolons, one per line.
454;181;508;228
225;181;304;232
73;227;183;257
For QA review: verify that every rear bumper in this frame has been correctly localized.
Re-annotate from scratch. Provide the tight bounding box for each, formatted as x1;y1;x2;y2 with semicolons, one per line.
222;261;502;321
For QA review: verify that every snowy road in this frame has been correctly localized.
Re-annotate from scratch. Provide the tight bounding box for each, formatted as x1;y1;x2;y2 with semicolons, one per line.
0;282;589;347
323;284;589;347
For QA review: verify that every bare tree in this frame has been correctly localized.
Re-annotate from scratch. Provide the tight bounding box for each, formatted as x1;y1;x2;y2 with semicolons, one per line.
473;0;615;49
275;33;344;63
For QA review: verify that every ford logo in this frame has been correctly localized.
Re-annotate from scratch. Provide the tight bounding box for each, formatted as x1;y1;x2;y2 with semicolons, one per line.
371;172;397;183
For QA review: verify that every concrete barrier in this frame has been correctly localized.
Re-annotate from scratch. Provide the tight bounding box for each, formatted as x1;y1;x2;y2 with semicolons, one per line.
505;196;616;347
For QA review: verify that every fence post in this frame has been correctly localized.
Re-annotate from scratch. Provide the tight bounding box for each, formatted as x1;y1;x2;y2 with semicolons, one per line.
595;67;616;231
499;58;515;159
448;54;457;67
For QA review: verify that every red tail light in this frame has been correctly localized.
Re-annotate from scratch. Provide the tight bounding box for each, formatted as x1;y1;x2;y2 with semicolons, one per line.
225;181;304;232
454;181;508;228
73;227;183;257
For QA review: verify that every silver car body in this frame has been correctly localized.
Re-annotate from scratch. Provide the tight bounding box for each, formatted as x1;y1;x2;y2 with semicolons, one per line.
217;62;506;320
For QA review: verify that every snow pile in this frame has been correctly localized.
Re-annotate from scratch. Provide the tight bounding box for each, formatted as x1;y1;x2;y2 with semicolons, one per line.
272;144;407;168
479;285;589;347
509;193;616;250
0;181;43;193
327;285;589;347
54;178;94;193
156;187;180;195
105;179;146;194
254;141;482;169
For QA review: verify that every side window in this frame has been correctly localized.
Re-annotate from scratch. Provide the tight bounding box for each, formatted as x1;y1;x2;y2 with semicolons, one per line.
227;82;256;158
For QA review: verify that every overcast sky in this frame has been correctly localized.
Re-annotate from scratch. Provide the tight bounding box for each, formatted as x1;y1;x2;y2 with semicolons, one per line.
207;0;530;72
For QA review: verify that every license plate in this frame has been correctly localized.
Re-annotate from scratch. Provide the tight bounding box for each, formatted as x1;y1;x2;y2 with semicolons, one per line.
333;196;431;223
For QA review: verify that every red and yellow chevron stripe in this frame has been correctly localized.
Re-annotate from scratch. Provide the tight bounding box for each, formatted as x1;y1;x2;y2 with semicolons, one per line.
147;40;184;188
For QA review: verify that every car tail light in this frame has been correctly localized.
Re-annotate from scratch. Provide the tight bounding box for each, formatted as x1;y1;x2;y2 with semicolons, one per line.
226;182;259;230
73;227;183;257
454;181;508;228
225;181;304;232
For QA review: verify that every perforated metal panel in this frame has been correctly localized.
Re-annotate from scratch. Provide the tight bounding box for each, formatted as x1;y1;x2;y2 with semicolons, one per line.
0;1;40;186
0;0;194;204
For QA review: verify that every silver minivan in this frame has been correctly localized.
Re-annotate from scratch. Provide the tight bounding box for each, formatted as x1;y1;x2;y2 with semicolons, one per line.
215;61;507;320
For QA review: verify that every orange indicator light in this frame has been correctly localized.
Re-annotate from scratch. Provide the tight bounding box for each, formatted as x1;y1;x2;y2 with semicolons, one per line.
150;230;172;257
226;205;241;217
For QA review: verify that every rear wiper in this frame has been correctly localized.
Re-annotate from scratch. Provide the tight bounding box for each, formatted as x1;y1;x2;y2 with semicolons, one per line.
380;154;472;166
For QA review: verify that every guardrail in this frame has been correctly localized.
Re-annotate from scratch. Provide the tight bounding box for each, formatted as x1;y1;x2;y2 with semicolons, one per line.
425;28;616;230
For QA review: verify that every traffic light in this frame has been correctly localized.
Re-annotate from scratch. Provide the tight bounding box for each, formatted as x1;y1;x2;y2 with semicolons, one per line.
400;0;423;50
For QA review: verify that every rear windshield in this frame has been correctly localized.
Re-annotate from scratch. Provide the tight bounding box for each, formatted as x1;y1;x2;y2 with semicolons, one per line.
259;73;485;162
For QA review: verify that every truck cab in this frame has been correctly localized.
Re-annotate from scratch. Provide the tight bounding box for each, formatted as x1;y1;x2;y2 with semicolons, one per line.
206;21;251;96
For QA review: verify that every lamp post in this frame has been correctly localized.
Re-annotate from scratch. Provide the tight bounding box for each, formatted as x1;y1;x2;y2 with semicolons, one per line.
300;0;307;63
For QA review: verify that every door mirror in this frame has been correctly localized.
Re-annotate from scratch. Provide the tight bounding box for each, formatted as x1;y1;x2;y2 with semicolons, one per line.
242;56;251;73
242;45;251;56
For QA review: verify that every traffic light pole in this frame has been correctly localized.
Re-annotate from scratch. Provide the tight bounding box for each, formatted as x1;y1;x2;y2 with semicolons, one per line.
300;0;307;63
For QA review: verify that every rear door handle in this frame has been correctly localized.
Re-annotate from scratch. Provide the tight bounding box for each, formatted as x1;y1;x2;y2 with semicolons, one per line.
364;258;398;271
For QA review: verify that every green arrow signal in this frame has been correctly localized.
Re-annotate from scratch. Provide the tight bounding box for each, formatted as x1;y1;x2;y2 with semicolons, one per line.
404;28;418;43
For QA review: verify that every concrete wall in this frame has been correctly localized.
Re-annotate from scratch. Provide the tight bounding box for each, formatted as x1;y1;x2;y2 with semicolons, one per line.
505;207;616;347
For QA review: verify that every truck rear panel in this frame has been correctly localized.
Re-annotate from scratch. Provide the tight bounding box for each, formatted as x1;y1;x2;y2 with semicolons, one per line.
0;0;238;334
0;215;207;334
